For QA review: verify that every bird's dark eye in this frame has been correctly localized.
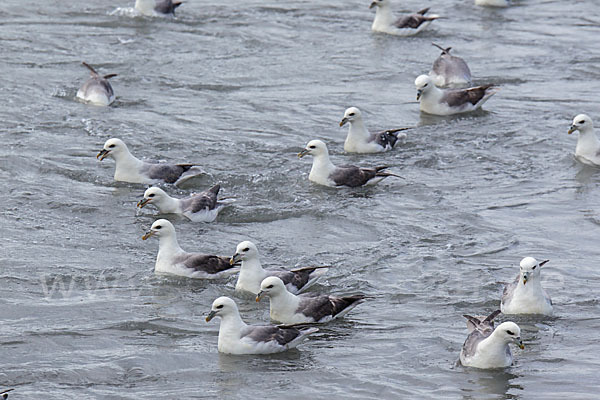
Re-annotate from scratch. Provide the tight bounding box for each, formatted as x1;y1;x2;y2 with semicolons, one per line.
532;265;536;270
267;285;274;289
349;113;355;117
109;144;116;148
155;226;162;230
423;83;428;88
506;330;514;335
149;194;155;198
580;120;585;124
216;304;223;309
243;247;250;252
309;145;316;149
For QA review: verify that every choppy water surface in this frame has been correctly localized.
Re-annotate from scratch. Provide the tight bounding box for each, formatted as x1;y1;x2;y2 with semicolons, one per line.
1;0;600;398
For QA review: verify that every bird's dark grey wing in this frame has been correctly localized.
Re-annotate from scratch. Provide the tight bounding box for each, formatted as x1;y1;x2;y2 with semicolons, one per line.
298;294;365;321
176;253;235;274
181;187;219;213
432;55;472;82
330;165;385;187
501;275;519;308
462;329;488;358
144;163;195;184
241;325;301;346
154;0;182;14
394;9;434;29
442;85;493;108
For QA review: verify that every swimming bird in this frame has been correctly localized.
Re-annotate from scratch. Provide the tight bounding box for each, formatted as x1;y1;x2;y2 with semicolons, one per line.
298;140;401;187
370;0;439;36
137;185;227;222
429;43;472;88
460;310;524;369
97;138;204;186
568;114;600;167
206;297;318;355
135;0;182;16
415;75;498;116
256;277;366;325
340;107;410;153
231;241;329;295
76;62;117;106
475;0;510;7
501;257;552;315
141;219;238;279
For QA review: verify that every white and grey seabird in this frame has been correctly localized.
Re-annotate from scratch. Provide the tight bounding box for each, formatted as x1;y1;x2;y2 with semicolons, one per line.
256;276;366;325
97;138;204;186
205;296;318;355
231;241;329;296
370;0;439;36
137;185;229;222
501;257;552;315
460;310;524;369
429;43;472;88
340;107;410;153
298;140;400;187
142;219;238;279
568;114;600;167
415;74;498;116
76;62;117;106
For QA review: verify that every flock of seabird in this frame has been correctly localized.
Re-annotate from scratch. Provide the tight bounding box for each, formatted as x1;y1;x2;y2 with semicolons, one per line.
5;2;589;393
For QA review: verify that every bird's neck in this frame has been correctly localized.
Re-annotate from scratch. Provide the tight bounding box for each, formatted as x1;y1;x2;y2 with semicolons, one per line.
237;258;267;293
155;196;181;214
270;290;300;319
346;120;370;147
477;334;512;365
576;128;600;156
218;314;246;344
310;153;336;178
373;5;395;28
113;151;144;179
157;234;185;257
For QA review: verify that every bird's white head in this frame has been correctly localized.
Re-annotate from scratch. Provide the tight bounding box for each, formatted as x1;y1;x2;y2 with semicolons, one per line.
231;240;259;264
256;276;287;302
494;321;524;349
141;218;176;241
340;107;363;127
415;75;433;101
298;139;329;159
519;257;548;285
369;0;390;9
97;138;129;161
205;296;238;322
568;114;593;135
138;186;169;208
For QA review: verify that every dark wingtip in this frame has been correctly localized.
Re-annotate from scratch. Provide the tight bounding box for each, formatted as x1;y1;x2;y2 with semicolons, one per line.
432;42;451;54
209;183;221;194
417;7;430;15
484;310;502;323
81;62;98;75
539;259;550;267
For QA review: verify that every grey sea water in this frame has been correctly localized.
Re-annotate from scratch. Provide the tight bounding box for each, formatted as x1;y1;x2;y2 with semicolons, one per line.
1;0;600;398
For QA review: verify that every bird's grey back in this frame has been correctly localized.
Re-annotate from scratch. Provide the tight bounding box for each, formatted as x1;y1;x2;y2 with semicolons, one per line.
241;324;301;345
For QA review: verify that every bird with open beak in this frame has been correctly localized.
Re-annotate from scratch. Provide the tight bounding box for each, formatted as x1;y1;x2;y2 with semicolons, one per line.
501;257;553;315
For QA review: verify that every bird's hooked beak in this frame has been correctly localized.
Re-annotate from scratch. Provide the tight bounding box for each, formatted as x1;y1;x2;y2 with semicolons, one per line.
369;1;377;9
256;290;265;302
230;253;241;266
298;149;310;158
522;271;529;285
339;117;349;127
416;89;423;101
141;229;155;240
205;310;218;322
97;149;110;161
568;125;577;135
515;337;525;350
137;197;150;208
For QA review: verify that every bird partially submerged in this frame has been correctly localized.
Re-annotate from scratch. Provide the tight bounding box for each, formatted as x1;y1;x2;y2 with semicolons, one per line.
76;62;117;106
